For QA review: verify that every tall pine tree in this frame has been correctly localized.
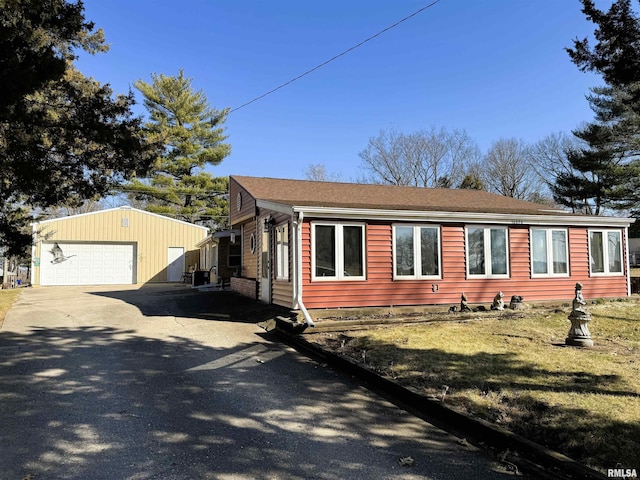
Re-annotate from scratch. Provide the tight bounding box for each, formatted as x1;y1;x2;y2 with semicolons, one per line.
554;0;640;214
0;0;155;256
125;70;231;229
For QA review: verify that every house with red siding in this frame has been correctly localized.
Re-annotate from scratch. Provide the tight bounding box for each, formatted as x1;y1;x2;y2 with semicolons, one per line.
229;175;635;324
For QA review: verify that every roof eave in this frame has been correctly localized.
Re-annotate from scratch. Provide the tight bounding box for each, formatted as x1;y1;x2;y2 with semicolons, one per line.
290;206;635;227
31;206;209;231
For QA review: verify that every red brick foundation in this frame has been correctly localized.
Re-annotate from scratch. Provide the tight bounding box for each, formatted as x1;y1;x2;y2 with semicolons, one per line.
231;277;258;300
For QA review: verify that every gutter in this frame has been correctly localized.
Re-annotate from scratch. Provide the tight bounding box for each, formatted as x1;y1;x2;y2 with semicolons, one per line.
290;205;635;228
293;210;314;327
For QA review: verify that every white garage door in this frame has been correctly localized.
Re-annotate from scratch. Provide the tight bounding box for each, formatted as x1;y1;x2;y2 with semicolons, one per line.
40;242;135;286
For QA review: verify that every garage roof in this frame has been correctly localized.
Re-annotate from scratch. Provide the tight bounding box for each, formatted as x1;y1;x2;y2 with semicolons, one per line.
33;206;209;230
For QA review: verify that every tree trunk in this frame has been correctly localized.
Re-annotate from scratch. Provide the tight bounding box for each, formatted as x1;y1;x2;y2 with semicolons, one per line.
2;256;8;289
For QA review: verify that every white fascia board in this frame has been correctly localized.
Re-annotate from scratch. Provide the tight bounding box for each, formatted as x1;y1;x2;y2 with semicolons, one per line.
31;206;209;231
196;236;213;248
256;200;294;216
291;206;635;228
31;206;137;226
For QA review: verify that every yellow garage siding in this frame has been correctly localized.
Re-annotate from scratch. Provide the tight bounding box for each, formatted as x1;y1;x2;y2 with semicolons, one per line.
32;207;208;285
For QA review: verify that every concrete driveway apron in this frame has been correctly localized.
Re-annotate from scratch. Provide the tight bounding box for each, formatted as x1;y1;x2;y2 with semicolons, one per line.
0;285;518;480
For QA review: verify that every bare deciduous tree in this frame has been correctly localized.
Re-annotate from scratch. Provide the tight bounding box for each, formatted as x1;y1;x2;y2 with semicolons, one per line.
529;131;586;195
479;138;542;200
43;200;104;219
303;163;342;182
358;127;480;187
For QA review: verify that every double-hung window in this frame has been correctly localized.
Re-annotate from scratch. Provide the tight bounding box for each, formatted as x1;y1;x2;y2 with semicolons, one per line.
589;229;623;275
275;223;289;280
466;226;509;278
393;225;441;279
531;228;569;276
228;242;241;267
312;222;366;281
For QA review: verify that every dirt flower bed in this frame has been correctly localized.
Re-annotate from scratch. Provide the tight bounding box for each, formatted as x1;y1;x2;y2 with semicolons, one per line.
304;298;640;474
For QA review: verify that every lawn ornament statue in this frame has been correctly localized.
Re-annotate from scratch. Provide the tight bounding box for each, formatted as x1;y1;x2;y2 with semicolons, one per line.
491;291;505;311
509;295;524;310
460;293;472;312
565;282;593;347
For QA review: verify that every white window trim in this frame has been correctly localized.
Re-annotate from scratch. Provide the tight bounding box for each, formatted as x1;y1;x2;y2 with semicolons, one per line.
275;223;289;281
530;228;570;278
465;226;510;279
588;229;624;276
311;222;366;281
392;224;442;280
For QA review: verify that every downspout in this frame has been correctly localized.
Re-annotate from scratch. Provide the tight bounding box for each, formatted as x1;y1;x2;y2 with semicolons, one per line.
293;210;314;327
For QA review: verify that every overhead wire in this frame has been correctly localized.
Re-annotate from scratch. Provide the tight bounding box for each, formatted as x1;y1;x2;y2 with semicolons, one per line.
107;2;443;215
229;0;442;114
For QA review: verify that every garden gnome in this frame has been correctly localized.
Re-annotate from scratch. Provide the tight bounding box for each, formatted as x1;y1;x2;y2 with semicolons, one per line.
491;291;505;311
566;282;593;347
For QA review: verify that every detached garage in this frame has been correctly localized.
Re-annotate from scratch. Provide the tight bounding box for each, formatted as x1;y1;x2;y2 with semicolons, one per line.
31;207;208;286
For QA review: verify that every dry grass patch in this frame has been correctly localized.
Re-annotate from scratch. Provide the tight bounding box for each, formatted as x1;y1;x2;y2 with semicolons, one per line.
307;298;640;473
0;289;22;329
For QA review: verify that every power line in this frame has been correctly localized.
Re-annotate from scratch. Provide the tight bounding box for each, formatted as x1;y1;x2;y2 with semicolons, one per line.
229;0;442;114
114;187;229;196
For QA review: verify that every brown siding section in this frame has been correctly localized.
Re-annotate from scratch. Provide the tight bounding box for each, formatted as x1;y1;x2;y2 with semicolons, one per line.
271;212;294;308
301;221;629;309
230;177;257;224
241;220;258;280
272;280;293;308
257;210;294;308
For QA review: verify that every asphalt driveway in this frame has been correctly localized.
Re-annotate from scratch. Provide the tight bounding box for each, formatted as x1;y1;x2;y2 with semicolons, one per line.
0;284;517;479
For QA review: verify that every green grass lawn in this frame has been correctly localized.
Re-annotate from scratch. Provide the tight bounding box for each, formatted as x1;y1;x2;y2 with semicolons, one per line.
307;298;640;473
0;288;22;329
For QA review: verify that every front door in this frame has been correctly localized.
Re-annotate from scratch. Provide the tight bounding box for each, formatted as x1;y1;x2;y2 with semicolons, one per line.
260;228;271;303
167;247;184;282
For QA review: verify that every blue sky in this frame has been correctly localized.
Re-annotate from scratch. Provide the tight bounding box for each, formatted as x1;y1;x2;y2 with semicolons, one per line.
77;0;607;182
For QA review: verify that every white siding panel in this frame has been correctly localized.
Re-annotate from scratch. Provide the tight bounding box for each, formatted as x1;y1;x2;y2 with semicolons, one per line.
40;242;134;285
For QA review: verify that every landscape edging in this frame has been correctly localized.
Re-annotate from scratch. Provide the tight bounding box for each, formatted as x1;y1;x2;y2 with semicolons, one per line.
274;327;607;480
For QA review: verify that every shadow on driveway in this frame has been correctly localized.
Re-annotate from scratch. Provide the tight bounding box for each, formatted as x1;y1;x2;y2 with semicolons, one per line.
89;283;294;324
0;285;521;479
0;322;511;479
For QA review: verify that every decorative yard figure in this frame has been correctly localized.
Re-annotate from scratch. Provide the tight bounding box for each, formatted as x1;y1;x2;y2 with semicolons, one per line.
566;282;593;347
491;291;505;311
509;295;524;310
460;293;472;312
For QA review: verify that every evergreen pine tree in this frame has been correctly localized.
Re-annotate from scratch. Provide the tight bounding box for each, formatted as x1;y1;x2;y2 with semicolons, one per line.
554;0;640;213
126;70;231;228
0;0;155;256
